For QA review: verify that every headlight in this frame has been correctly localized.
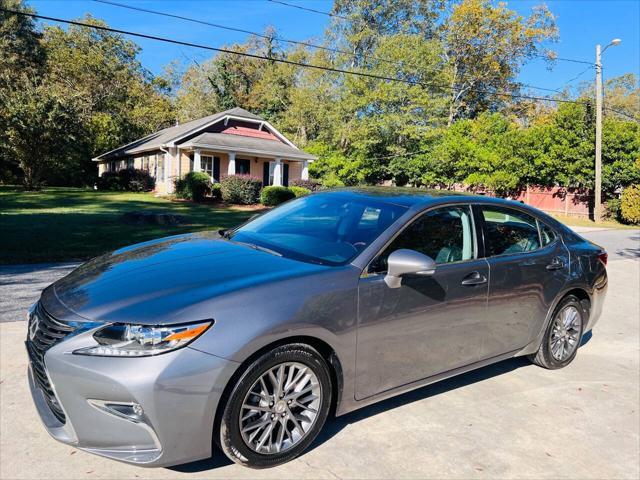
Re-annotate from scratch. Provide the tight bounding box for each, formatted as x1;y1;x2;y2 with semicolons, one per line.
73;321;213;357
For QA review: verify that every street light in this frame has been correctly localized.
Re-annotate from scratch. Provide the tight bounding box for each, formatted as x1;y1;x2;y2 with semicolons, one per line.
594;38;621;222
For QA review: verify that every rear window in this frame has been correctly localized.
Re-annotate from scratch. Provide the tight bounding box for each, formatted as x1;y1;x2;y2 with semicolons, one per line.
482;207;540;256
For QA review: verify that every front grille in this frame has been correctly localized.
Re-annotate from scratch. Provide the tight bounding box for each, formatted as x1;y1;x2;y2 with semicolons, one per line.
26;302;76;423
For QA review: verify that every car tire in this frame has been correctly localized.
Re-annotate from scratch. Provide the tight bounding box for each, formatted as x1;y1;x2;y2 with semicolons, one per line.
218;344;332;468
528;295;586;369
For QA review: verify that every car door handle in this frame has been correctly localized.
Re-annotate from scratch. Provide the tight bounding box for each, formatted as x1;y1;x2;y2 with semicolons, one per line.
461;271;487;286
546;259;565;270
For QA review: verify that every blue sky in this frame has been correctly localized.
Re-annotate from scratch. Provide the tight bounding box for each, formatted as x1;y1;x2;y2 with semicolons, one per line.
30;0;640;95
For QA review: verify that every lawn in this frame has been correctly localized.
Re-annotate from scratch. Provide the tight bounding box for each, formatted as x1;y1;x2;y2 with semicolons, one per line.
0;186;258;264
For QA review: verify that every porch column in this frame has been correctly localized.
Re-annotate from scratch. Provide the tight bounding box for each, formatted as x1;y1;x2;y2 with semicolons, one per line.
301;160;309;180
193;148;201;172
273;158;282;186
227;151;236;175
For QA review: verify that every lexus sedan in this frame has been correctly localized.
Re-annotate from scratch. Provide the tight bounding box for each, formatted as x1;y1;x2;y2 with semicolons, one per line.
26;188;608;468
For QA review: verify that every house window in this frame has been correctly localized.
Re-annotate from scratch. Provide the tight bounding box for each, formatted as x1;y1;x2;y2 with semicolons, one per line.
267;161;289;186
201;155;221;181
235;158;251;175
142;156;150;172
109;161;116;172
268;161;281;186
126;158;134;169
157;156;164;180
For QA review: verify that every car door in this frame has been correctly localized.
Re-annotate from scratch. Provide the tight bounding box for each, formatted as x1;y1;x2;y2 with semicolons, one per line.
355;204;489;400
477;205;570;359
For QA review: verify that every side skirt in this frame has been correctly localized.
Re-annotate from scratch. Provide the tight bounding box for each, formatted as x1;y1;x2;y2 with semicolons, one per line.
336;349;521;417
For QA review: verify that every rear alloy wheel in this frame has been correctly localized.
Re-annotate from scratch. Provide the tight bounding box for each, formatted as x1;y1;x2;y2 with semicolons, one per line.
219;344;332;468
529;295;585;369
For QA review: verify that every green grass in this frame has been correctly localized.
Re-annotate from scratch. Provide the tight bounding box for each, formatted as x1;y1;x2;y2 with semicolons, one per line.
0;186;257;264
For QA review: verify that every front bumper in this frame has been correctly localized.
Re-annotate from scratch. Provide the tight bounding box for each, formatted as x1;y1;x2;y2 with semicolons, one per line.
28;336;239;467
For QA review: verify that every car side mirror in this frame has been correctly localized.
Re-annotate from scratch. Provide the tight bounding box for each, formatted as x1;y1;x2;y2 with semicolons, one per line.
384;249;436;289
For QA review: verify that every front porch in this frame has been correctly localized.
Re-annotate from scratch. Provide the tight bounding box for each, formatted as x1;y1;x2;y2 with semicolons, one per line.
155;147;310;195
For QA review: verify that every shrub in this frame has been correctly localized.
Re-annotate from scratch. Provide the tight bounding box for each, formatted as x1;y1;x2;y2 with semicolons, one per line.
220;174;262;204
620;185;640;224
97;169;155;192
118;168;155;192
174;171;212;202
289;186;311;197
290;178;322;191
605;198;622;222
261;186;296;206
96;171;123;191
211;182;222;200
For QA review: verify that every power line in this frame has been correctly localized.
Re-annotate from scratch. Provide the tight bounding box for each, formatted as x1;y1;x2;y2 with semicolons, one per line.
267;0;595;67
555;65;595;91
266;0;349;21
97;0;568;97
3;8;587;106
604;106;639;121
93;0;427;72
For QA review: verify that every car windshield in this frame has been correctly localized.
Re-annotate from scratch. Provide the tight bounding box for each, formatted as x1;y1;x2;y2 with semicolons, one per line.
228;194;408;266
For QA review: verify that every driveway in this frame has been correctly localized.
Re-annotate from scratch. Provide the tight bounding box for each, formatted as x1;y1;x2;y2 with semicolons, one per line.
0;229;638;479
0;262;79;323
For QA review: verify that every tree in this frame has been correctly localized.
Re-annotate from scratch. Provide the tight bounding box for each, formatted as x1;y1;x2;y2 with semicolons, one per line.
0;0;46;183
443;0;558;124
2;79;82;189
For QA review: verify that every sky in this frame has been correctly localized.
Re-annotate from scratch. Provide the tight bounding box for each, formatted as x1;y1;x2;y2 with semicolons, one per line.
29;0;640;96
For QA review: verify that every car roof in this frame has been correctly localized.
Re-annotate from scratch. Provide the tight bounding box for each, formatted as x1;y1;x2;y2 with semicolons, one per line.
316;187;523;209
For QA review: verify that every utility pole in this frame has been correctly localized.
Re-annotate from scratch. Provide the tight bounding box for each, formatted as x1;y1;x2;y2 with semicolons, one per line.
594;44;602;222
594;39;621;222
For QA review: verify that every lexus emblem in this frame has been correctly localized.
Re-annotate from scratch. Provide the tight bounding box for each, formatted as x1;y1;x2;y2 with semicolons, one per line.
29;315;39;341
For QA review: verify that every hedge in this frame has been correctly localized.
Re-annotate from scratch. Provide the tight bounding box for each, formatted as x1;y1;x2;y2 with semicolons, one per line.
289;186;311;197
96;168;155;192
220;174;262;204
261;186;296;206
621;185;640;224
174;171;213;202
289;178;322;191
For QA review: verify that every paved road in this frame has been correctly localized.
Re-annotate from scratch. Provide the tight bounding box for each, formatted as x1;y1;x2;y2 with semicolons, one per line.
1;258;638;479
1;228;637;323
0;262;80;323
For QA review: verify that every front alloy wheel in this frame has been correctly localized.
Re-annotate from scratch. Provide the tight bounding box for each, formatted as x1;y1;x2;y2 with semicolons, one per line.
219;344;332;468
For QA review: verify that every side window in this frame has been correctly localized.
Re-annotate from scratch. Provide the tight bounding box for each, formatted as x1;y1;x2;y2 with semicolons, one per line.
370;206;475;273
482;206;540;256
539;222;556;247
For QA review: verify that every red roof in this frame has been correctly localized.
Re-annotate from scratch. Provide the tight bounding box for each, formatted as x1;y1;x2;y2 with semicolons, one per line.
220;125;279;141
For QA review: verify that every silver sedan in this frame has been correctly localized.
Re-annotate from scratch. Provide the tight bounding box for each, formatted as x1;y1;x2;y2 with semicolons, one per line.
26;188;608;468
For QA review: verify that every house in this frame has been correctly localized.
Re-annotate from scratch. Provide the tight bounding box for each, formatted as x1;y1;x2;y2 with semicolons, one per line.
93;107;316;194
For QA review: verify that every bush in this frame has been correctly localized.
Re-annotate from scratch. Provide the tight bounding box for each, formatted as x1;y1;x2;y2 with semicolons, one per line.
620;185;640;224
118;168;155;192
97;169;155;192
220;174;262;204
261;186;296;206
290;178;322;191
174;171;212;201
289;186;311;197
211;182;222;200
605;198;622;222
96;171;123;191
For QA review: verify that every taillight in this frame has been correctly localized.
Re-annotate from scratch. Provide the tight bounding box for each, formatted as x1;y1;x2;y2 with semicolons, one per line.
597;252;608;266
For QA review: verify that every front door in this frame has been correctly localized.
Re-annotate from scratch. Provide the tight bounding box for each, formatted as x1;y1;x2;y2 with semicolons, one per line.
355;205;489;400
477;205;570;358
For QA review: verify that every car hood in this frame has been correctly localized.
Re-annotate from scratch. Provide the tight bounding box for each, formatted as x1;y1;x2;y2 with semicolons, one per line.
47;231;328;324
